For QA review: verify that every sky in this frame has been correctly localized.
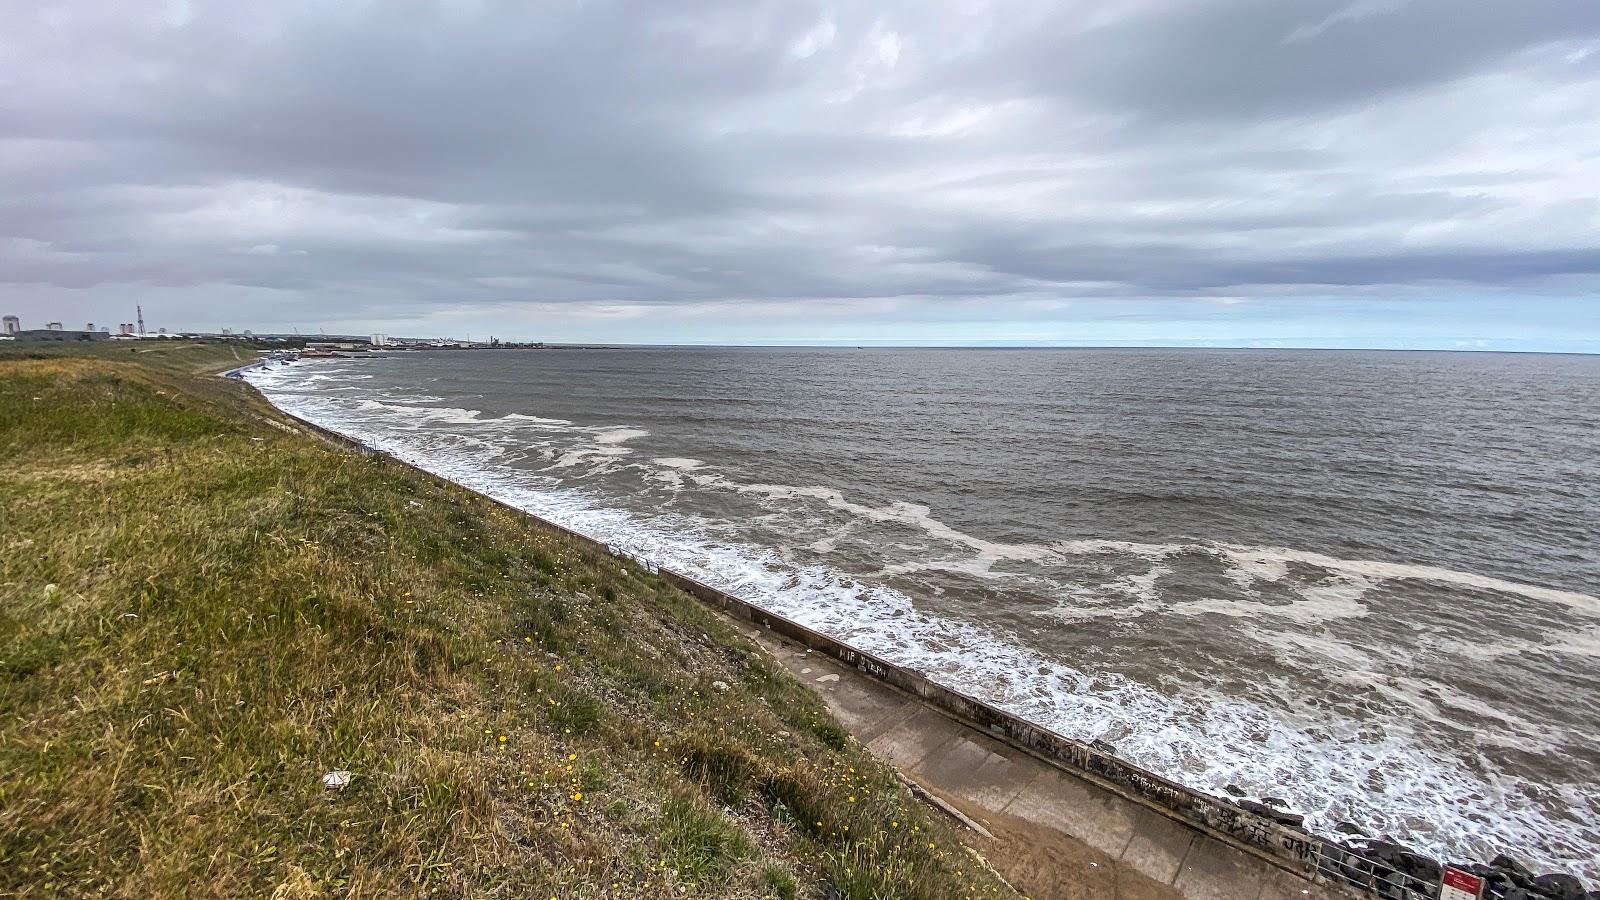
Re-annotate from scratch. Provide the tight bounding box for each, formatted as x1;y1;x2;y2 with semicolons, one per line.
3;1;1600;350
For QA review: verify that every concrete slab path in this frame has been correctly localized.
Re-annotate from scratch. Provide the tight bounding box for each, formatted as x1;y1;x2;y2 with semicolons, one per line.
755;632;1351;900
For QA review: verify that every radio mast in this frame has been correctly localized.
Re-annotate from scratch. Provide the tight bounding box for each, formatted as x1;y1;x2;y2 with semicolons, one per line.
136;305;145;336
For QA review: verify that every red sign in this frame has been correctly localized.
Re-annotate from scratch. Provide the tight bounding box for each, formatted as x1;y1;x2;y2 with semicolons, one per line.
1440;867;1484;900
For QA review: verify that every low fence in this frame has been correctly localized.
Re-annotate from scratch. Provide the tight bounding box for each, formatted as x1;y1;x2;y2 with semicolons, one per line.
248;387;1491;900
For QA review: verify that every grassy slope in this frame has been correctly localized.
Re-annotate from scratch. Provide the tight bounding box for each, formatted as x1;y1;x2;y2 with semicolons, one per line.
0;348;1015;899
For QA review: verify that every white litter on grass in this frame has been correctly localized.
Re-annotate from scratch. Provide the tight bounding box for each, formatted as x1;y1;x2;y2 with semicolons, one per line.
815;674;840;684
711;680;729;691
322;771;352;791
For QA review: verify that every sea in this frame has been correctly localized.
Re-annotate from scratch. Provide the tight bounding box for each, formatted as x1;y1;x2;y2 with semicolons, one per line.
245;347;1600;877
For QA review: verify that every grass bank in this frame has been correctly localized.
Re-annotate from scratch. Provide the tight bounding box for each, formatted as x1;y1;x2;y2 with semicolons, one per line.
0;346;1016;899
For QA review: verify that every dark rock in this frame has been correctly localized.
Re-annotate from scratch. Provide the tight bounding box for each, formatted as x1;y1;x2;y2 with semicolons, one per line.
1461;862;1505;892
1364;840;1410;867
1489;873;1530;895
1322;842;1375;885
1261;796;1288;808
1582;890;1600;900
1494;855;1536;884
1375;880;1408;900
1405;876;1441;900
1343;841;1399;889
1530;873;1586;900
1235;799;1304;828
1335;821;1366;836
1397;851;1442;883
1090;738;1117;754
1223;783;1245;797
1353;840;1445;892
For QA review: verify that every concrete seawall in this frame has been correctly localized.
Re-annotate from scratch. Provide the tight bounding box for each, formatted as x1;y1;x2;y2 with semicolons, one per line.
244;381;1375;899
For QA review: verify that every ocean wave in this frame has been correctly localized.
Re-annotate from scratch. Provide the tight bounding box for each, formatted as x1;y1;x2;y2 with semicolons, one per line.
1051;539;1599;615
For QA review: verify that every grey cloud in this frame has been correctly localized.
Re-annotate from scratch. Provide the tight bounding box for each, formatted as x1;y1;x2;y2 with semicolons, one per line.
2;0;1599;334
995;0;1600;121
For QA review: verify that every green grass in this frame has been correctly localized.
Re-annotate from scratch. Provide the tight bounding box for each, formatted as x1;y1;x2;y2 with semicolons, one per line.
0;349;1016;899
658;793;754;886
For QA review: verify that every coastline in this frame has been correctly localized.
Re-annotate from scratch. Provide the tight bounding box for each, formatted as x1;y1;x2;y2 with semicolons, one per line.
2;347;1023;897
242;377;1326;871
236;359;1587;900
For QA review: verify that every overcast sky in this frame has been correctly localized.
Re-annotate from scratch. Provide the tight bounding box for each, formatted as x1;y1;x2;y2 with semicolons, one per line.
4;1;1600;348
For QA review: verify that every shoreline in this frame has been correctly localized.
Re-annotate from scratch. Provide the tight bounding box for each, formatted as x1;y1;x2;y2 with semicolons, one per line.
235;362;1588;899
2;348;1022;897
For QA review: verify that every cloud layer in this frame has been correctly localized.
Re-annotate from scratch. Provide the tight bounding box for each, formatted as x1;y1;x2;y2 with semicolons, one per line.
4;0;1600;342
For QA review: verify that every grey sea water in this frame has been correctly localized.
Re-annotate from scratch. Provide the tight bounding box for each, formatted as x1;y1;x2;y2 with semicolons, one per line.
247;347;1600;876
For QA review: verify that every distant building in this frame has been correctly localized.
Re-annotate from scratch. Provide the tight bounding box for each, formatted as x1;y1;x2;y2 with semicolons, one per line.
119;323;136;336
47;322;63;331
370;334;388;347
2;315;18;336
86;322;96;332
14;328;109;342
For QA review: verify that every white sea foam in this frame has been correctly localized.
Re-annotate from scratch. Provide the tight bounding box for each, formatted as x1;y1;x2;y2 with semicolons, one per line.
595;426;649;445
740;484;1054;569
503;413;575;425
652;457;705;469
1168;580;1372;626
1034;564;1174;622
1053;538;1599;616
730;487;1598;621
1545;626;1600;658
243;362;1600;879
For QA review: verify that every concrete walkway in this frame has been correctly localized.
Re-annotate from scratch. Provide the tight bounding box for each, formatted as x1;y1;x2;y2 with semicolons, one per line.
754;633;1348;900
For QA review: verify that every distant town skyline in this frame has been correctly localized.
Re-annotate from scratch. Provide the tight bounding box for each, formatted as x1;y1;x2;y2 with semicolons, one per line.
3;2;1599;351
4;294;1595;354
